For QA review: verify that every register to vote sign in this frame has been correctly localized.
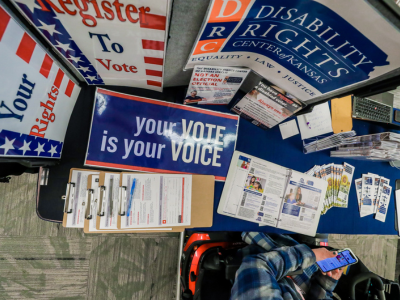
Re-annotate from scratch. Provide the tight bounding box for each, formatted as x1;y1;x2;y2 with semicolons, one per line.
85;89;239;181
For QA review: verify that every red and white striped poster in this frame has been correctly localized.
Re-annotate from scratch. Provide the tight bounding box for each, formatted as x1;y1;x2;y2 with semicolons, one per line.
11;0;171;91
0;4;81;158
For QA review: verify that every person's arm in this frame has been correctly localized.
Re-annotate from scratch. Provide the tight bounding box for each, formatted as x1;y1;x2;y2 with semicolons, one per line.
230;244;316;300
307;272;340;299
307;251;343;300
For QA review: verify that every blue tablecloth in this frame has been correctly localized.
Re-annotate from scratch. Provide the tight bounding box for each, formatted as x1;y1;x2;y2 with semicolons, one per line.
195;104;400;235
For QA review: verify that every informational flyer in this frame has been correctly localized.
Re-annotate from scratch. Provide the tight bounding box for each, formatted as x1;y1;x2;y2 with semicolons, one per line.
0;4;80;158
11;0;171;91
120;173;191;228
360;174;374;216
231;79;303;129
85;88;239;181
185;0;400;102
336;163;355;208
218;151;327;236
375;184;392;222
184;65;250;105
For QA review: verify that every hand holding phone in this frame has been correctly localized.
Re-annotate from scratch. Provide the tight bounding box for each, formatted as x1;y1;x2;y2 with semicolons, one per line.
315;248;358;273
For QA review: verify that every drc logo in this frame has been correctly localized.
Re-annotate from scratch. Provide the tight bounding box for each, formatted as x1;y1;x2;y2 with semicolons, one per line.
307;180;314;186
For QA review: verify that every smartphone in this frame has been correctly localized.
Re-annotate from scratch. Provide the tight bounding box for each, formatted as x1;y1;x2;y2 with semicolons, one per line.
316;248;358;273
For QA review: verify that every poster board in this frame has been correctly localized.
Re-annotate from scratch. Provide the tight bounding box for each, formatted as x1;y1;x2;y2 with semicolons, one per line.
85;88;239;181
11;0;172;91
185;0;400;102
0;4;80;158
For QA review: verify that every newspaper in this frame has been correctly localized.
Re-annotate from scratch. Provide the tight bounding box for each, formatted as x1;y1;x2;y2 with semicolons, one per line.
218;151;327;236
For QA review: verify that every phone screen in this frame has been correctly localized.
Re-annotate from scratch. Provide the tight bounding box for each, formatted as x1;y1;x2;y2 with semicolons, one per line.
316;250;357;272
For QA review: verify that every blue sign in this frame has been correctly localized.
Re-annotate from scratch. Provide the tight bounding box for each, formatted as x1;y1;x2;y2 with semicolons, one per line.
217;0;388;94
85;89;239;180
186;0;400;101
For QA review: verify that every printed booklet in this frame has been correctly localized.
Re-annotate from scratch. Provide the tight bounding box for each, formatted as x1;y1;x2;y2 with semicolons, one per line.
217;151;327;236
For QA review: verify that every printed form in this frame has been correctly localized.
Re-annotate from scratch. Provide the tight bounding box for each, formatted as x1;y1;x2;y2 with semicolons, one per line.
66;170;99;228
120;174;192;229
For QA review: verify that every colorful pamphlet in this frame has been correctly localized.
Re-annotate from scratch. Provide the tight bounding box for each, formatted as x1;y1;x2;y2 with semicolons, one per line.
336;163;355;208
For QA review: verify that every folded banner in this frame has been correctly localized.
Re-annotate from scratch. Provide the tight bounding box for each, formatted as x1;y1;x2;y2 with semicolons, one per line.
185;0;400;101
0;4;80;158
85;89;239;180
11;0;171;91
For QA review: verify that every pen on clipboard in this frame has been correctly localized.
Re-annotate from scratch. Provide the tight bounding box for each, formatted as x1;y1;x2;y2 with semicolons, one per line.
127;179;136;217
304;115;311;129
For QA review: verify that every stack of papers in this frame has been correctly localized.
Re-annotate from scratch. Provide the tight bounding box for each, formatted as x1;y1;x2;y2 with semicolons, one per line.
303;131;356;154
305;162;355;214
355;174;392;222
331;132;400;161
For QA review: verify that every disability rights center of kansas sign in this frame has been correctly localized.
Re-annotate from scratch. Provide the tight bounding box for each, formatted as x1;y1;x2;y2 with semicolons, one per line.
12;0;171;91
185;0;400;101
85;89;239;181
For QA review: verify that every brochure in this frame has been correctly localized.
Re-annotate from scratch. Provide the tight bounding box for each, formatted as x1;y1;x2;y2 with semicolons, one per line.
184;65;250;105
231;79;304;130
217;151;327;236
354;178;363;216
336;163;355;208
375;184;392;222
360;174;374;216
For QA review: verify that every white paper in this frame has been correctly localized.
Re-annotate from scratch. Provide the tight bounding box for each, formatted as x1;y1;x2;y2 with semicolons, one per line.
375;184;392;222
372;176;381;213
88;175;101;232
218;151;327;236
65;170;99;228
360;174;375;216
276;170;327;236
99;173;121;230
120;174;192;229
279;120;299;140
297;102;333;140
